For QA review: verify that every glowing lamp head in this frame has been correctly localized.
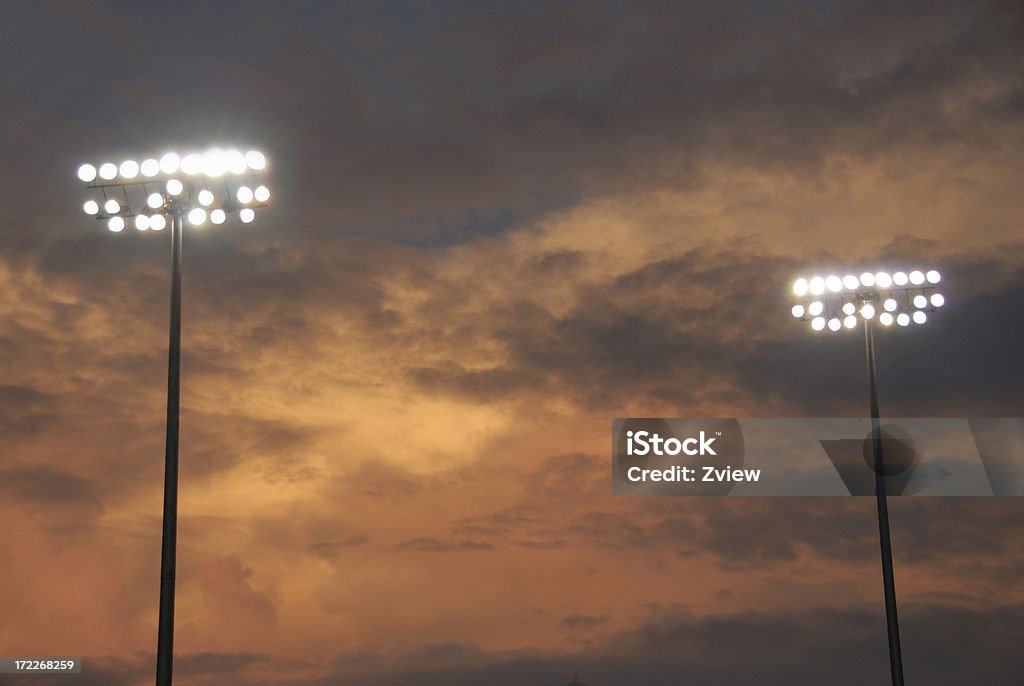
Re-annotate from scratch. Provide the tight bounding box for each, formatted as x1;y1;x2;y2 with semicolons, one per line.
926;270;941;284
99;163;117;180
254;185;270;203
188;208;207;226
893;271;908;286
83;200;99;215
811;317;826;331
119;160;139;179
237;186;254;204
897;313;910;327
791;304;805;318
245;150;266;170
913;311;927;325
809;276;826;295
181;153;203;175
147;192;164;209
860;303;875;319
141;158;160;177
78;164;97;182
828;317;841;331
875;272;892;288
197;189;215;206
843;274;859;290
909;270;925;285
108;216;125;232
159;152;180;174
150;214;167;231
844;315;857;329
239;208;255;224
210;208;226;225
793;278;809;296
931;293;945;307
166;179;183;196
879;312;894;326
808;301;824;317
135;215;150;231
104;199;120;214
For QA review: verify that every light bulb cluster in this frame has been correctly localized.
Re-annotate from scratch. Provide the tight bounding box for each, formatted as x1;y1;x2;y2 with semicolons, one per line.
791;268;944;332
77;147;269;232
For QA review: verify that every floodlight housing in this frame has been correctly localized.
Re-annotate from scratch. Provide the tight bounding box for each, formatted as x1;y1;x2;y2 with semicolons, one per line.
77;146;270;232
791;267;945;333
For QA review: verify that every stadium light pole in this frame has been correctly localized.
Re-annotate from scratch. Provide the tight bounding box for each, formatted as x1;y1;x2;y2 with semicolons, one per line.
791;268;945;686
76;149;270;686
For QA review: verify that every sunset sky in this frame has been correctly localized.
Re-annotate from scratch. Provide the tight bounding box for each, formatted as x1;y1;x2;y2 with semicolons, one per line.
1;1;1023;684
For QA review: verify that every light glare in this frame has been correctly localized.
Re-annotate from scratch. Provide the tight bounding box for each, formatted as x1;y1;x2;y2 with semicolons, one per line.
83;200;99;215
141;158;160;177
237;186;254;203
160;152;180;174
245;150;266;170
99;163;117;180
913;311;927;324
181;153;203;175
931;293;945;307
254;185;270;203
166;179;183;196
809;276;825;295
913;295;928;309
135;215;150;231
150;214;167;231
828;318;841;331
842;302;856;316
860;272;875;287
188;208;207;226
926;270;941;284
909;270;925;285
198;189;215;206
844;315;857;329
791;304;804;318
108;217;125;232
861;304;875;319
826;275;842;292
875;272;892;288
793;278;808;296
811;317;826;331
808;301;824;316
78;164;97;182
104;199;120;214
897;313;910;327
879;312;894;326
147;192;164;209
210;208;226;225
225;150;246;174
239;208;255;223
893;271;908;286
119;160;139;179
884;298;898;312
843;275;859;290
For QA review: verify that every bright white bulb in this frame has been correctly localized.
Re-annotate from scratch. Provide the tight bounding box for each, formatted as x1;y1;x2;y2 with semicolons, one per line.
135;214;150;231
141;158;160;177
198;189;215;206
104;199;120;214
108;216;125;232
879;312;894;326
201;149;226;177
99;163;117;180
83;200;99;215
793;278;809;296
843;275;859;290
210;208;226;225
897;313;910;327
791;304;805;318
893;271;908;286
913;295;928;309
842;302;856;316
884;298;898;312
239;208;255;223
859;272;875;287
166;179;183;196
825;275;842;292
254;185;270;203
860;303;875;319
150;214;167;231
245;150;266;170
160;152;180;174
181;153;203;175
78;164;97;182
931;293;945;307
875;272;892;288
225;149;246;174
188;208;207;226
828;317;841;331
237;186;254;204
926;270;941;284
809;276;826;295
844;315;857;329
811;317;826;331
913;311;927;324
119;160;138;179
147;192;164;209
909;270;925;285
808;301;824;316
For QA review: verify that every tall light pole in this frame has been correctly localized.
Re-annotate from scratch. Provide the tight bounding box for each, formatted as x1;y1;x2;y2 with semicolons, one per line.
790;268;945;686
76;149;270;686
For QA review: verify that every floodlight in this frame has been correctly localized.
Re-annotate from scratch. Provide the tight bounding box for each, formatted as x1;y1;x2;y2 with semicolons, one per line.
810;276;825;295
78;164;97;182
120;160;139;179
893;271;908;286
181;153;202;175
843;302;856;316
811;317;826;331
240;208;255;223
166;179;183;196
875;272;892;288
897;313;910;326
83;200;99;215
843;274;859;290
108;217;125;232
197;189;214;206
913;295;927;309
931;294;944;307
926;270;941;284
99;163;118;180
808;301;824;316
226;149;246;174
104;199;121;214
879;312;894;326
791;304;804;318
861;303;875;319
148;192;164;209
254;185;270;202
909;270;925;285
245;150;266;170
237;186;254;204
210;209;226;225
141;158;160;177
860;272;875;287
828;317;841;331
160;152;180;174
913;311;927;324
826;275;842;292
188;208;207;226
150;214;166;231
135;215;151;231
884;298;897;312
844;315;857;328
793;278;809;296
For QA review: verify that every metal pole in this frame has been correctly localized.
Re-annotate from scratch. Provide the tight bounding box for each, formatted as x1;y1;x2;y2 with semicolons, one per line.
864;319;905;686
156;209;183;686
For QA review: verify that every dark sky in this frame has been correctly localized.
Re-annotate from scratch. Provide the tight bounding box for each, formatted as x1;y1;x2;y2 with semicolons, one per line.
1;1;1023;685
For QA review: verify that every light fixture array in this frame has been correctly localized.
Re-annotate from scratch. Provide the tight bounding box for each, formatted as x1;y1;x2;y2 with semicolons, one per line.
791;269;944;331
77;148;269;232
